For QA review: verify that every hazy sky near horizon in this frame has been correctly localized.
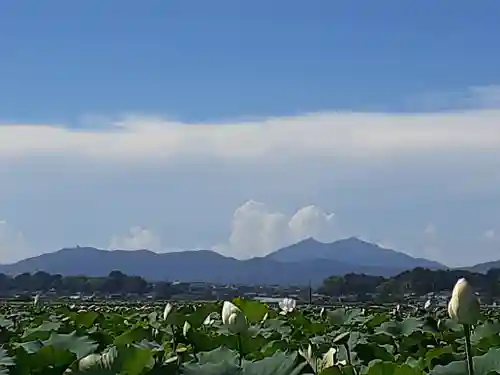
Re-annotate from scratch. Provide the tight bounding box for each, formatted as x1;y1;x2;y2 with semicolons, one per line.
1;1;500;267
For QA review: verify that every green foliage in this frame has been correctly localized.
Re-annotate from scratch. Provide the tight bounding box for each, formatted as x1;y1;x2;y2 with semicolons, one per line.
319;268;500;298
0;299;499;374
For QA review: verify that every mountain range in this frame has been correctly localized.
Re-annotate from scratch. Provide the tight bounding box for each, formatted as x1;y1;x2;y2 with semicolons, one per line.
0;237;454;285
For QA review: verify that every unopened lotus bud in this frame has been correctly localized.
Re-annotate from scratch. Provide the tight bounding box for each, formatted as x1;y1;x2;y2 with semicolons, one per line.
448;278;480;325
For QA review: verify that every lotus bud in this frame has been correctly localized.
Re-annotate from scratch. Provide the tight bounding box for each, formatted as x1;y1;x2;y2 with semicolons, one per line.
163;303;174;321
221;301;247;334
448;278;480;325
182;321;191;338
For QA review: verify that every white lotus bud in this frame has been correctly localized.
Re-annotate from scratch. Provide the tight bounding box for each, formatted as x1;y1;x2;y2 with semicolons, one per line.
183;321;191;338
448;278;480;325
221;301;247;334
279;298;296;314
163;303;174;321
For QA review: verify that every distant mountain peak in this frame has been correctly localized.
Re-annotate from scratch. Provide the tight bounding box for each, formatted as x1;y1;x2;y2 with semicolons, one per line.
296;237;321;245
339;236;372;245
265;236;443;270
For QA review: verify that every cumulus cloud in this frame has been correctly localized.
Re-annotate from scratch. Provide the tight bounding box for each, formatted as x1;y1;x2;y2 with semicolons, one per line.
109;226;162;251
214;200;335;258
1;109;500;163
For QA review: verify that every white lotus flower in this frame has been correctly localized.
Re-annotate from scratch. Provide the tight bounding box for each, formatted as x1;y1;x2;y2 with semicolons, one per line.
279;298;296;314
163;303;174;321
448;278;480;325
221;301;247;334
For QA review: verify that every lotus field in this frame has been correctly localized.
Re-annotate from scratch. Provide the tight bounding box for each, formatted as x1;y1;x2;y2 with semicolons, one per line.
0;278;498;375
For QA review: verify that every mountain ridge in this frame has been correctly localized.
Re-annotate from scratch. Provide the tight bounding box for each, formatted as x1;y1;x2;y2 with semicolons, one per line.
465;260;500;274
265;236;443;270
0;237;447;285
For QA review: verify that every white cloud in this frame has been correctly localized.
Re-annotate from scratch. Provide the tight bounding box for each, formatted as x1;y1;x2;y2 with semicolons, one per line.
214;200;335;258
109;226;162;251
1;109;500;163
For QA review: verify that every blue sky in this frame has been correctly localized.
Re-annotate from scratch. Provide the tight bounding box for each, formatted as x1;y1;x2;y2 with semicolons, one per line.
0;1;500;267
1;1;500;123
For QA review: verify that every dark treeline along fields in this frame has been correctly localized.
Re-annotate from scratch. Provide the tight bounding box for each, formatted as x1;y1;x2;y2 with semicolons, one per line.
2;267;500;301
0;270;172;299
317;267;500;299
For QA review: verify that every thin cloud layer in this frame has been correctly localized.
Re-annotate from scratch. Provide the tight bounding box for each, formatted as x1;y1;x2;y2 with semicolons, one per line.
1;110;500;162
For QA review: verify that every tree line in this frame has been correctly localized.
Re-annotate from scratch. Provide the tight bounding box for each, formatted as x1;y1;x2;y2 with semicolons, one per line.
318;267;500;299
2;267;499;301
0;270;175;298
